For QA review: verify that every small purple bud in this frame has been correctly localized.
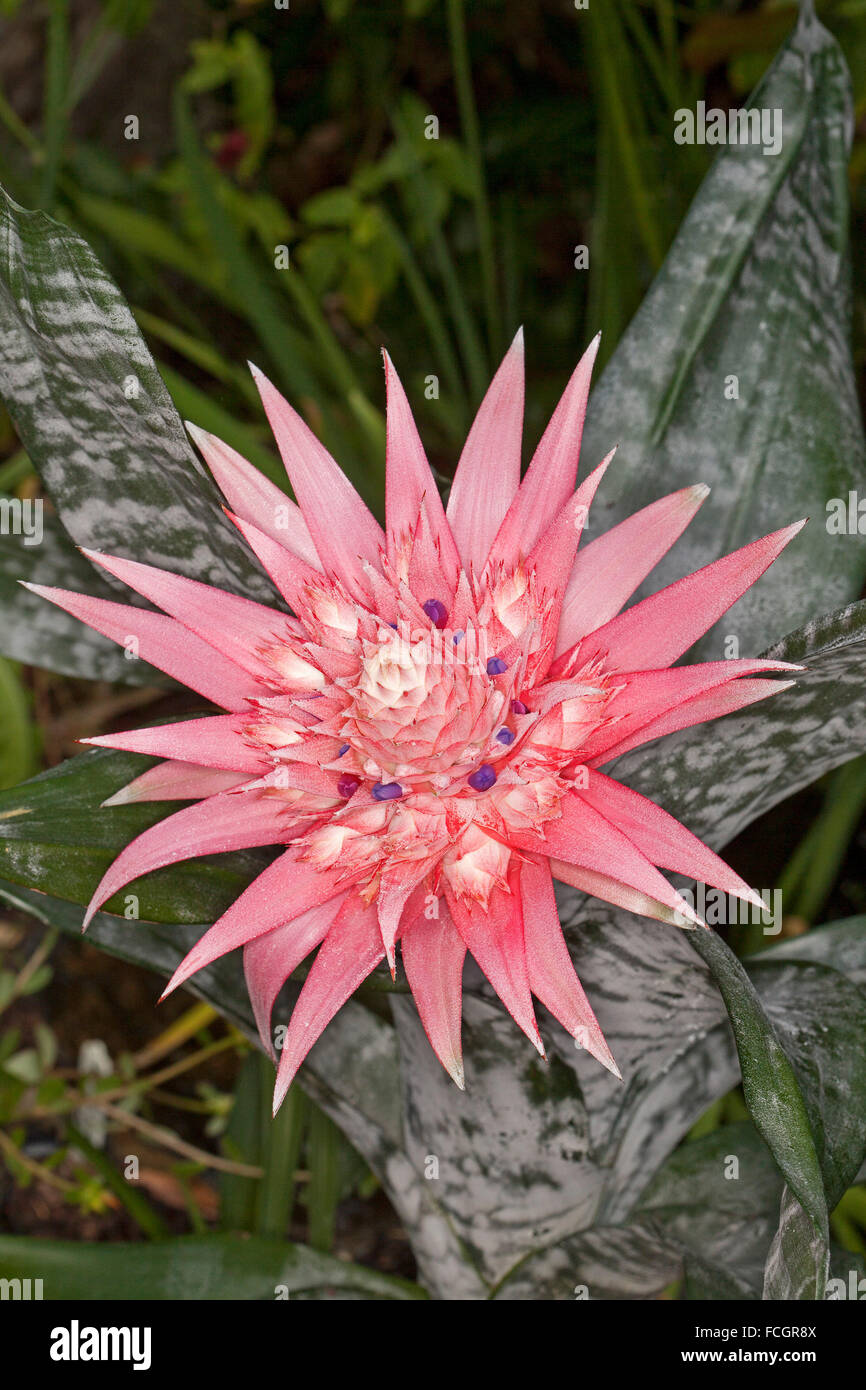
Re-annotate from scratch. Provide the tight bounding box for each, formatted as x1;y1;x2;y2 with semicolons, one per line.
452;630;464;645
511;699;528;715
468;764;497;792
338;743;349;756
423;598;448;629
495;728;515;745
487;657;508;676
372;781;403;801
338;774;361;798
388;622;398;629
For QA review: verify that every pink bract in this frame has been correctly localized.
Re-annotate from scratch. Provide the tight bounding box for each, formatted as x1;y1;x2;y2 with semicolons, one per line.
26;332;803;1108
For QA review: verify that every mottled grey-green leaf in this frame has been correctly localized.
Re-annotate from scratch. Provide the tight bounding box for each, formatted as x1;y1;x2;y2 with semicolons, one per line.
0;186;278;605
582;5;866;657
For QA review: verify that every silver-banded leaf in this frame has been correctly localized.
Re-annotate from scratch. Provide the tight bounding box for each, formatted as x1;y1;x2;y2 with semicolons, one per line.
681;1256;761;1301
486;947;866;1300
391;986;601;1296
491;1220;682;1302
0;185;277;604
581;4;866;657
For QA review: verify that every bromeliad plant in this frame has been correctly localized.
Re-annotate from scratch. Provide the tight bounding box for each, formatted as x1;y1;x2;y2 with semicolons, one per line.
1;3;866;1303
25;335;803;1108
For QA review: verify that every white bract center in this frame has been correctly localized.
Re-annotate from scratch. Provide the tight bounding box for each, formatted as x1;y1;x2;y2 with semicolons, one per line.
355;630;432;716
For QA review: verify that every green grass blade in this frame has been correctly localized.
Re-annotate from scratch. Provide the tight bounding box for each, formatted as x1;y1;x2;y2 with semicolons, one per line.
587;0;665;272
306;1102;342;1254
219;1052;262;1232
256;1058;307;1238
0;451;34;493
38;0;69;212
391;107;489;403
446;0;501;358
0;658;36;790
379;206;468;434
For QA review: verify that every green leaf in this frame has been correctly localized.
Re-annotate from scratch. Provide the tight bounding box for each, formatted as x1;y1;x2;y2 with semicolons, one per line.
688;931;827;1246
183;33;275;179
0;748;272;924
218;1052;308;1239
582;5;866;656
302;188;362;227
171;93;385;496
0;1232;426;1300
0;184;277;606
72;191;221;287
38;0;69;214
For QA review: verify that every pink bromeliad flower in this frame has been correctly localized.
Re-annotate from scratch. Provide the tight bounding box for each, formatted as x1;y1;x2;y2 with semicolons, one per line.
26;333;803;1107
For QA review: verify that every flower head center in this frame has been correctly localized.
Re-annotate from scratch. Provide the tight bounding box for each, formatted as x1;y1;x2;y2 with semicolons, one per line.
355;628;432;716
